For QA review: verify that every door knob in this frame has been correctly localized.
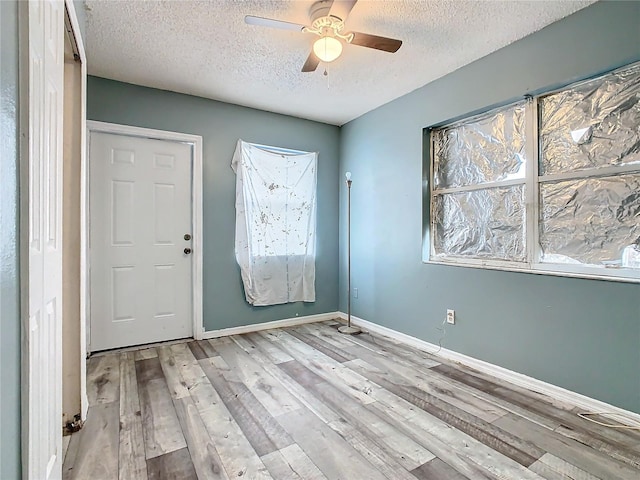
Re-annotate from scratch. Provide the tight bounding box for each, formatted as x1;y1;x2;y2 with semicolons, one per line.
184;248;192;255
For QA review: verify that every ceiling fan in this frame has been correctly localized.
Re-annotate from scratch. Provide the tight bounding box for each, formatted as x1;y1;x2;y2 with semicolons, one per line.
245;0;403;72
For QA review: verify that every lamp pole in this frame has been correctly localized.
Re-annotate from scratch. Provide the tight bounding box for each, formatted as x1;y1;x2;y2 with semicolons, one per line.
339;172;360;335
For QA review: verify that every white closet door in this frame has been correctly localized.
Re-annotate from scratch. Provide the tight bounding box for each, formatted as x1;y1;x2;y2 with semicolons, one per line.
89;132;193;351
24;0;64;478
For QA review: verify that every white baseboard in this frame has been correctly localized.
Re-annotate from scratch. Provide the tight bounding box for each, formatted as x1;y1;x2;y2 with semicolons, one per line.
336;312;640;426
201;311;341;339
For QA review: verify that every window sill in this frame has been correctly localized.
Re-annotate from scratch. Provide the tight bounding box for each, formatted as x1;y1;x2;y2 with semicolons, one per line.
423;258;640;284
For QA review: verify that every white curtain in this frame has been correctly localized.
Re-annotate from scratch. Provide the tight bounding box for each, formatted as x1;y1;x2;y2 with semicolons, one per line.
231;140;317;306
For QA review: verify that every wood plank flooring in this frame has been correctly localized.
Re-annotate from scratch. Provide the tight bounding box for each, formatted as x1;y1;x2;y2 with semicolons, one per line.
63;320;640;480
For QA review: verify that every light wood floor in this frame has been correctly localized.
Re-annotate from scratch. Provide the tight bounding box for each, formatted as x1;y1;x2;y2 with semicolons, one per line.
63;320;640;480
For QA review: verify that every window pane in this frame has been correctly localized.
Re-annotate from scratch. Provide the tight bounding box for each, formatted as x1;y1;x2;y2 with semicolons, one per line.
432;103;527;189
539;64;640;175
433;185;526;261
539;174;640;267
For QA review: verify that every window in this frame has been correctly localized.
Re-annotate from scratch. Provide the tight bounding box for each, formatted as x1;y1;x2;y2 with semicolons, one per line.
232;140;318;305
428;62;640;282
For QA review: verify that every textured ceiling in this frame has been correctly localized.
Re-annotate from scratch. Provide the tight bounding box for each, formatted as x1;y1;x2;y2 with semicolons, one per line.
84;0;595;126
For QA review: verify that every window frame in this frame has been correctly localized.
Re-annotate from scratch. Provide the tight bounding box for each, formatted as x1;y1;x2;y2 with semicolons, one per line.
426;64;640;284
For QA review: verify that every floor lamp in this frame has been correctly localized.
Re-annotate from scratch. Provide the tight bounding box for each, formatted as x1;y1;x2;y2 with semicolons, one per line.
339;172;361;335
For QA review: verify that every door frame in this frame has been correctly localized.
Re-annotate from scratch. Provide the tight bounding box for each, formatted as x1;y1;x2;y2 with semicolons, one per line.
64;0;89;423
84;121;204;353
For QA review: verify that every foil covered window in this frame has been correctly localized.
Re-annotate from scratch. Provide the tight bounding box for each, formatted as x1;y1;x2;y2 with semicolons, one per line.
434;186;526;261
429;61;639;281
539;63;640;270
540;175;640;267
539;64;640;175
431;103;528;262
433;104;527;188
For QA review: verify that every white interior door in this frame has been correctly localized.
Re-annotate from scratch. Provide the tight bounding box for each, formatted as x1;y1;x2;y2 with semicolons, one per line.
89;132;194;351
23;0;64;478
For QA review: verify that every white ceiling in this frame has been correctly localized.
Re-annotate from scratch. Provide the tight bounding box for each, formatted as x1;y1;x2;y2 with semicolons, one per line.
84;0;595;126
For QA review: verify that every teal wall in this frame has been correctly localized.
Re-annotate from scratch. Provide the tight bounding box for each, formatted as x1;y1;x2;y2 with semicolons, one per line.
87;78;341;331
339;1;640;413
0;0;22;477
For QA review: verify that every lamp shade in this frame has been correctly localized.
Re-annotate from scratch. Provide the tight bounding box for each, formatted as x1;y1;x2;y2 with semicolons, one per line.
313;36;343;63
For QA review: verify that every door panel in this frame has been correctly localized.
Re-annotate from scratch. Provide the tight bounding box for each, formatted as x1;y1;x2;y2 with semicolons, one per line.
154;183;176;244
89;132;193;350
25;1;64;478
112;266;136;322
112;180;135;244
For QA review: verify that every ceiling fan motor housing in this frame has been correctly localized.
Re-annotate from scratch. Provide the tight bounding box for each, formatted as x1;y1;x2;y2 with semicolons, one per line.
309;0;334;22
306;1;351;42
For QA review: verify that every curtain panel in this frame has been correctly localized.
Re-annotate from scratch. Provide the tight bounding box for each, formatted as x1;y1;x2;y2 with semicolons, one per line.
231;140;318;306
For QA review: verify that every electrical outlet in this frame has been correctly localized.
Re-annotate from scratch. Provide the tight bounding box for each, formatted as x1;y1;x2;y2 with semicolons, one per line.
353;287;358;299
446;309;455;325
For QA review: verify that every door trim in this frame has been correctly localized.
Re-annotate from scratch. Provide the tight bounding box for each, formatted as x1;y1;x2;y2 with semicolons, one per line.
85;121;204;353
64;0;89;422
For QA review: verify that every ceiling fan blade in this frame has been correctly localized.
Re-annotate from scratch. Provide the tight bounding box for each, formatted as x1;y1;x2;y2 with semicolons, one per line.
329;0;358;21
302;50;320;72
350;32;402;53
245;15;306;32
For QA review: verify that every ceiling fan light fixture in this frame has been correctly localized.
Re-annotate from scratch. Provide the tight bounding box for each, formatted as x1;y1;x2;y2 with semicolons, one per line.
313;36;343;63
